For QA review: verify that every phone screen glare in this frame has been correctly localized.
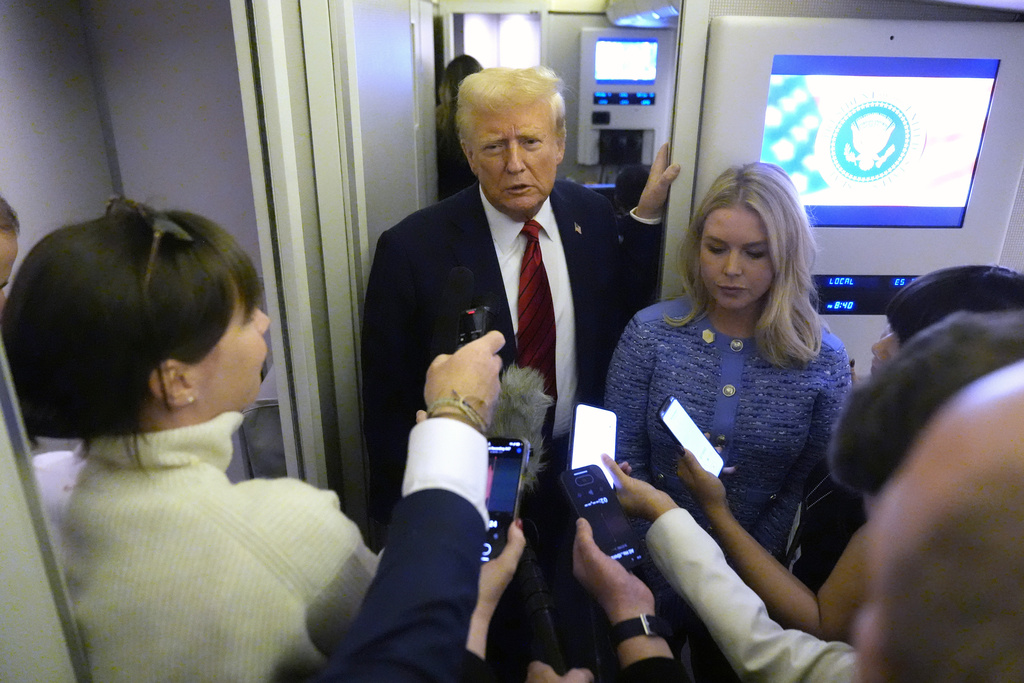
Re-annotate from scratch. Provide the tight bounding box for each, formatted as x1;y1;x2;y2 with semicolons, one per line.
662;398;723;476
571;405;616;486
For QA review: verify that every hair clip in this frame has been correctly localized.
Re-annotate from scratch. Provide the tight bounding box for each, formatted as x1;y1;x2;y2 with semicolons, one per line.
152;215;194;243
104;196;196;292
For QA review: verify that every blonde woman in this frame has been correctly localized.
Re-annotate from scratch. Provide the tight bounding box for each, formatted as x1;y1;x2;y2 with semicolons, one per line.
605;162;851;678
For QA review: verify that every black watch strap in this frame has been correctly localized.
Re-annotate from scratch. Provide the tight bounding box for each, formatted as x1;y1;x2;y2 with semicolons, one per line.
609;614;673;646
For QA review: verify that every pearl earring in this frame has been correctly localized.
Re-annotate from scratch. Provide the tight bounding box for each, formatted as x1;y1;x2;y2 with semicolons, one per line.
187;396;196;405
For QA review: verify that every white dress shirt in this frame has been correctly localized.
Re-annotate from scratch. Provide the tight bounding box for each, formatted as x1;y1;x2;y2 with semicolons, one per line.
479;187;578;437
403;418;490;526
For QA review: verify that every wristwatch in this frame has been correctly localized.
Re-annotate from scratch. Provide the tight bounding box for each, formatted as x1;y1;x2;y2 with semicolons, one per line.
609;614;673;646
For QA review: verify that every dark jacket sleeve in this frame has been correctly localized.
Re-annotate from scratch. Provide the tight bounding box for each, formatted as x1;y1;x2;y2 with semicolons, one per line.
618;656;692;683
459;652;500;683
315;489;484;682
616;212;663;321
361;227;431;523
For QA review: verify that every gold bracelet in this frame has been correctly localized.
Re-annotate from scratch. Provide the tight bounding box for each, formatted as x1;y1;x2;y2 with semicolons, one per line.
426;392;487;432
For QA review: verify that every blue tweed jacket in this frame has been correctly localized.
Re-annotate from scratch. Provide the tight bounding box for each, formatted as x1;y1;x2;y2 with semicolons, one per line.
605;298;852;556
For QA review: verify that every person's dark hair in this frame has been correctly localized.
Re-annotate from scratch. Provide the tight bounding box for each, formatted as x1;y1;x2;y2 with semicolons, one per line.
613;165;650;216
886;265;1024;343
437;54;483;150
0;193;19;235
1;199;261;440
829;310;1024;495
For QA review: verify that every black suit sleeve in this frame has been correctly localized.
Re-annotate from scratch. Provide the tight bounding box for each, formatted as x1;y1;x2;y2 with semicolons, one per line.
361;229;431;523
314;489;484;682
616;213;663;322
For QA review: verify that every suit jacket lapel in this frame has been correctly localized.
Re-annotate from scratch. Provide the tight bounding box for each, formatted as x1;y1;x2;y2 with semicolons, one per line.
550;182;587;297
550;181;602;394
446;187;517;367
550;181;590;328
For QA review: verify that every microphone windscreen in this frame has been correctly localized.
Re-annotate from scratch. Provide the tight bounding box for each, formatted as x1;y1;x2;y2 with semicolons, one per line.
490;365;553;492
430;266;474;358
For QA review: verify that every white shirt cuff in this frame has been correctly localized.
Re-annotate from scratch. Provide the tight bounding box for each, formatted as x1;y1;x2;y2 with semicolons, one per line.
629;207;662;225
403;417;489;527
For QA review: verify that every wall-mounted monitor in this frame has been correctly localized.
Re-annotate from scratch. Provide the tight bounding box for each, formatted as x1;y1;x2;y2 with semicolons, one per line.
761;55;997;229
595;38;658;84
698;16;1024;273
696;16;1024;371
578;28;676;165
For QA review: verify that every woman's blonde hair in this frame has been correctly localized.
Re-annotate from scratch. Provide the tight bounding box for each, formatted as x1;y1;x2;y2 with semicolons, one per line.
456;66;566;145
672;162;821;368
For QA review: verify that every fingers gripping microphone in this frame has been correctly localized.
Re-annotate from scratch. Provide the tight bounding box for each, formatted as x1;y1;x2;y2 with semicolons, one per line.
430;266;475;358
434;274;562;673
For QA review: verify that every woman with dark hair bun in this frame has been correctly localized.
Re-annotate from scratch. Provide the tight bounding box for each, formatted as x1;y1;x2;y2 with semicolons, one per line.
2;199;379;681
871;264;1024;373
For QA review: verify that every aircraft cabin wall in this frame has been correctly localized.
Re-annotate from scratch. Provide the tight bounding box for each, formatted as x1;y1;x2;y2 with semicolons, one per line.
0;0;259;279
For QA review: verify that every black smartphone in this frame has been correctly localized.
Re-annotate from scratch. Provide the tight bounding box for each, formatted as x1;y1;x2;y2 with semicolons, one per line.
482;438;530;563
569;403;617;487
658;396;725;476
559;464;647;570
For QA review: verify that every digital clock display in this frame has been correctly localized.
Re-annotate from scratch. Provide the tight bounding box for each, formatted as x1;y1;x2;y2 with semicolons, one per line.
826;300;856;311
815;274;917;315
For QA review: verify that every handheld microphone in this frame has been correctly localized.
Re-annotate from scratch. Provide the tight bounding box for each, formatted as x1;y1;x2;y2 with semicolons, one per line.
457;291;497;348
515;538;567;675
430;266;475;358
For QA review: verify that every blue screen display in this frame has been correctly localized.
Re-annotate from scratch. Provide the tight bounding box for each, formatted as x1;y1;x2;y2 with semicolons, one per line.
761;55;999;229
595;39;658;84
815;274;916;315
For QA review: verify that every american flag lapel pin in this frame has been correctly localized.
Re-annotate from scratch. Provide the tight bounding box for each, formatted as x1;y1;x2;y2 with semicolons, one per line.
575;222;582;234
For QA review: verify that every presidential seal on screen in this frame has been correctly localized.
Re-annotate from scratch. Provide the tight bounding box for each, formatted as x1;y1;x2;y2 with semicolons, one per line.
815;94;925;189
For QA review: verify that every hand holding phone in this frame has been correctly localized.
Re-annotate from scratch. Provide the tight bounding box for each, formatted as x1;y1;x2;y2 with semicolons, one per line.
569;403;617;486
559;465;647;570
482;438;529;563
658;396;724;476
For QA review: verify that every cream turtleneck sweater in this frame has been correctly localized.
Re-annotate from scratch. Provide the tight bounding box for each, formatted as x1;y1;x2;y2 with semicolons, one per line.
63;412;378;682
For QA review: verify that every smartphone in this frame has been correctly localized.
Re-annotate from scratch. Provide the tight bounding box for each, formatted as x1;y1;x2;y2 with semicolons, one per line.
658;395;725;476
481;438;530;563
560;465;647;570
569;403;617;487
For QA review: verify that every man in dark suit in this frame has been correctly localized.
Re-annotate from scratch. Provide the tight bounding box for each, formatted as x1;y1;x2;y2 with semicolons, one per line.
362;66;678;529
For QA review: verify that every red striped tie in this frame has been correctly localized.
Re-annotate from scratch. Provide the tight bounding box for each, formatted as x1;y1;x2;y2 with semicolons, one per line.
517;220;557;399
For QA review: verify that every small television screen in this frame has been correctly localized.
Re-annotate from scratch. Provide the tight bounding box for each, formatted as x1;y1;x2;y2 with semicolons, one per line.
595;39;658;84
760;55;998;228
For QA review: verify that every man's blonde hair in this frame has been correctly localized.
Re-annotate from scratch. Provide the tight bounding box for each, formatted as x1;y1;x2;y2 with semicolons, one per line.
456;66;566;144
